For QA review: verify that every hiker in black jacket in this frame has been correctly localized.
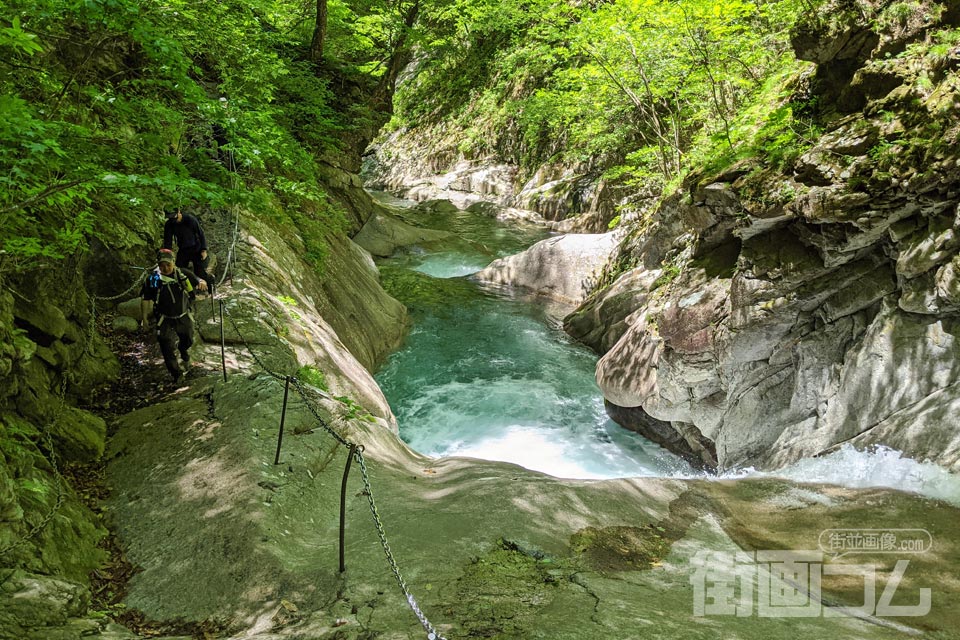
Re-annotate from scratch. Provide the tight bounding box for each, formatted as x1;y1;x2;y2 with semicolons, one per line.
140;248;208;382
163;207;210;288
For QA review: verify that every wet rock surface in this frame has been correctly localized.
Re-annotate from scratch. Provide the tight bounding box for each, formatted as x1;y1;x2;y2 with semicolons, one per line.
577;0;960;472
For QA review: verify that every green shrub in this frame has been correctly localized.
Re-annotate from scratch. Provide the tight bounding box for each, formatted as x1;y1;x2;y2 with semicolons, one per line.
297;365;329;391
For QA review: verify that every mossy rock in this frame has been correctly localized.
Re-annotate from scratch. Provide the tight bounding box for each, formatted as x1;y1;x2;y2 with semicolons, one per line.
13;299;69;341
379;265;483;312
48;407;106;463
0;571;89;633
0;415;107;582
702;478;960;636
416;199;460;214
569;525;672;572
444;539;564;637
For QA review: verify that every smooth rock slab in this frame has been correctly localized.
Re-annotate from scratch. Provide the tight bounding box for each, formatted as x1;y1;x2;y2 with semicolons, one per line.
352;211;451;257
94;370;960;639
473;233;618;305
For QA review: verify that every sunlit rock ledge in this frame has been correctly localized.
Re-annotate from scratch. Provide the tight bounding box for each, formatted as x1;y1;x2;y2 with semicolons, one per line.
472;233;619;307
68;208;960;639
95;368;960;639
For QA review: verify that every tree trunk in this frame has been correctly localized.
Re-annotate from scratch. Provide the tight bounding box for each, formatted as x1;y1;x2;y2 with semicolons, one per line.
373;0;420;105
309;0;327;64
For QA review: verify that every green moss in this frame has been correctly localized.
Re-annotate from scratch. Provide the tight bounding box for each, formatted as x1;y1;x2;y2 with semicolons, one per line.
0;414;107;584
446;538;562;637
570;525;671;572
652;261;683;290
378;266;482;312
334;395;376;423
591;246;641;295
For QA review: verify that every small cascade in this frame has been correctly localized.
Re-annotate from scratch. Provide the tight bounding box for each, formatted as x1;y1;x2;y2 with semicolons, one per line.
373;197;692;479
699;444;960;506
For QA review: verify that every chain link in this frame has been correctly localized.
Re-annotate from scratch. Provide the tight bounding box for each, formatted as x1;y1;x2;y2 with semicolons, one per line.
222;300;348;448
215;149;242;290
85;269;149;356
91;269;149;303
356;449;447;640
2;257;134;555
289;377;350;447
220;301;286;381
0;379;68;558
215;274;447;638
216;205;241;289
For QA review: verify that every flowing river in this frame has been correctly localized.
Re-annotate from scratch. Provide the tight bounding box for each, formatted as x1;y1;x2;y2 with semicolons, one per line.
371;194;692;479
370;193;960;502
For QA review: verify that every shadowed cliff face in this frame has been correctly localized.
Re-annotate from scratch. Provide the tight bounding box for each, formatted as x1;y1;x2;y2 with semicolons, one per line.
0;165;409;638
572;0;960;472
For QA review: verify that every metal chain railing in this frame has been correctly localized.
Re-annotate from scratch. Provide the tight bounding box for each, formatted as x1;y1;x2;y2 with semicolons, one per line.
0;257;136;557
220;301;286;382
356;449;446;640
216;205;241;289
85;268;149;355
83;191;240;351
289;377;349;446
218;294;447;639
0;378;68;558
216;149;242;289
51;205;447;638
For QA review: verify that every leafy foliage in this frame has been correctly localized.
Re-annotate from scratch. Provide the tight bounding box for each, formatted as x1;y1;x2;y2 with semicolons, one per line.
0;0;408;279
391;0;810;196
297;365;329;391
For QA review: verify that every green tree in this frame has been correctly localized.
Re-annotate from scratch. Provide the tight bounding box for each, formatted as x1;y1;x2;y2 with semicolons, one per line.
388;0;804;193
0;0;410;278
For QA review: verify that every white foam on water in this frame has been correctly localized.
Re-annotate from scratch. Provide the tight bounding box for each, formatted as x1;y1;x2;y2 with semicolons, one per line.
412;253;488;278
396;376;689;480
700;444;960;506
442;427;609;479
373;201;960;498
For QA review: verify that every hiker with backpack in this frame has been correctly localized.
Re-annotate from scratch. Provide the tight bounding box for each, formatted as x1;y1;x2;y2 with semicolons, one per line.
163;207;210;290
140;248;208;383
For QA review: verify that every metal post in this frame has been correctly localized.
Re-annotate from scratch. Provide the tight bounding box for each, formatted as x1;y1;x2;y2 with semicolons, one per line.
339;443;358;573
274;376;291;465
219;300;227;382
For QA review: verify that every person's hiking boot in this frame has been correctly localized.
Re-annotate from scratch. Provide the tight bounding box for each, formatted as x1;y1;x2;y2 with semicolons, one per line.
171;369;182;384
180;351;191;368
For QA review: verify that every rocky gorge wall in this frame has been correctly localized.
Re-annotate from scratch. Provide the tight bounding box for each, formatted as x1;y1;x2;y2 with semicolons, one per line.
0;163;410;637
363;128;624;233
8;178;960;640
369;0;960;474
567;0;960;471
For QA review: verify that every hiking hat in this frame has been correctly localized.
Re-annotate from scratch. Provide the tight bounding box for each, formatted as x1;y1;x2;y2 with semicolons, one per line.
157;249;175;265
164;208;180;220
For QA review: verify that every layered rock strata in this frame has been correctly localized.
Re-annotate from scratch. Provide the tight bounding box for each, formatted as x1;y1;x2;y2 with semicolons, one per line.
570;0;960;471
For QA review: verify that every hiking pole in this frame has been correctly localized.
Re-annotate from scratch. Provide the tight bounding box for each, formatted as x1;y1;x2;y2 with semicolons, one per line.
274;376;291;465
339;443;358;573
219;300;227;382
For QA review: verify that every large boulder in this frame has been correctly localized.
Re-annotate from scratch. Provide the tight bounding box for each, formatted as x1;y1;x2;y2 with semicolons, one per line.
472;233;618;305
564;267;661;354
352;210;451;257
236;213;407;376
